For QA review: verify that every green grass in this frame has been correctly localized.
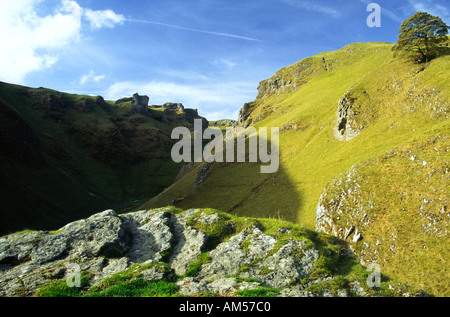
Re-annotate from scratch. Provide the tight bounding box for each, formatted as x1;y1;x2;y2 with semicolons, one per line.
86;279;179;297
144;42;448;229
141;42;449;296
37;262;181;297
38;277;181;298
36;272;92;297
184;252;212;277
320;135;449;296
235;287;280;297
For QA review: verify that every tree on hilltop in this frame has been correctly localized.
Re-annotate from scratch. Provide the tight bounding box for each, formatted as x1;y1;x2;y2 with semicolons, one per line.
394;12;449;63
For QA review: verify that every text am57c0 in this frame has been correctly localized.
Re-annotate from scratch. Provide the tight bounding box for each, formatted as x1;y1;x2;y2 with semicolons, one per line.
222;301;271;312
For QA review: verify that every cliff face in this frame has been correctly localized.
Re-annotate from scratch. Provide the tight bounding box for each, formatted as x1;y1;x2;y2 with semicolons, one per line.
0;207;427;297
237;57;326;126
256;57;326;100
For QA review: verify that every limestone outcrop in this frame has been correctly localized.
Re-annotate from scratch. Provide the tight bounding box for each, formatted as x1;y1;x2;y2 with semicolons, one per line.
131;93;150;116
0;208;428;297
334;93;363;141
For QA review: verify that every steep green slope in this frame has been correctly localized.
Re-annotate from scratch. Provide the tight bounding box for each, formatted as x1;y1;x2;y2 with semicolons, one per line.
0;82;205;235
144;42;448;226
141;42;449;294
316;135;449;296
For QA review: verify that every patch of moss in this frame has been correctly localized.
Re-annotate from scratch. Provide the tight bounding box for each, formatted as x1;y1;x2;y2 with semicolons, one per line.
36;272;92;297
235;287;280;297
86;279;179;297
184;252;211;277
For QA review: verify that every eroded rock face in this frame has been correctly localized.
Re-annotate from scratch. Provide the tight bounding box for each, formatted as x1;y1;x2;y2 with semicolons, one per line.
121;210;173;263
256;58;322;100
193;163;212;188
334;94;362;141
169;209;208;276
238;102;256;125
198;226;277;282
131;93;150;116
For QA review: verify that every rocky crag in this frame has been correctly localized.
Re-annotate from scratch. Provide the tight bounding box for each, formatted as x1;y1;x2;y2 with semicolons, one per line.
0;207;428;297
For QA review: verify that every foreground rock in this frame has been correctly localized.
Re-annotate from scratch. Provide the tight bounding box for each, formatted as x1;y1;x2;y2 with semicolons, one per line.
0;208;428;297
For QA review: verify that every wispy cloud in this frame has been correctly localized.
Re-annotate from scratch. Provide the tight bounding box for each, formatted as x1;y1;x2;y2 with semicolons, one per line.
279;0;341;18
406;0;450;23
79;70;105;85
127;19;261;42
85;9;125;29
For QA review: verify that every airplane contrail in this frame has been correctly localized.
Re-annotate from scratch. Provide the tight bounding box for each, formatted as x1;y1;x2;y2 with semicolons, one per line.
127;18;261;42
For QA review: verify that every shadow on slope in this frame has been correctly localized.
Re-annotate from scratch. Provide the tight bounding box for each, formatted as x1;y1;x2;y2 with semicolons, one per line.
141;132;302;224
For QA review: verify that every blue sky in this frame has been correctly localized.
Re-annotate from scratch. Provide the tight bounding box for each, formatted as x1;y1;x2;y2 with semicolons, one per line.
0;0;449;120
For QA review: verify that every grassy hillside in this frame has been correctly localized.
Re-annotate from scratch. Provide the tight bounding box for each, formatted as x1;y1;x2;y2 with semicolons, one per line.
144;42;448;226
141;42;449;295
2;40;447;295
0;82;203;235
317;135;449;296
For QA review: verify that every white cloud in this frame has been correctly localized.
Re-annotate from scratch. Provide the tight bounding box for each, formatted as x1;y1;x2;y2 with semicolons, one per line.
79;70;106;85
104;80;257;121
84;9;125;29
0;0;81;84
0;0;124;84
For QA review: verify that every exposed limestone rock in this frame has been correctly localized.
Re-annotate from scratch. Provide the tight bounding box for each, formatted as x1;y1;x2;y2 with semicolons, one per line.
198;226;276;282
211;120;236;127
151;102;209;129
334;93;362;141
169;212;208;276
193;162;212;188
0;207;428;297
238;102;256;125
95;96;107;110
131;93;150;116
176;277;261;296
121;210;173;263
0;231;47;265
240;240;320;289
115;97;133;104
163;102;184;113
256;57;323;100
